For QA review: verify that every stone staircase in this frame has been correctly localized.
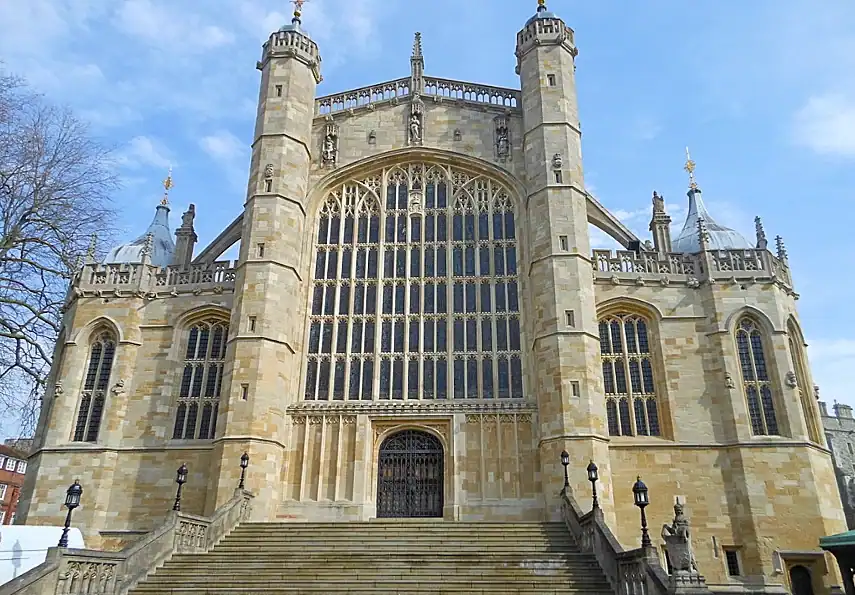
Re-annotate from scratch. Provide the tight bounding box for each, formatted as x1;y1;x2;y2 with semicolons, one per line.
128;521;615;594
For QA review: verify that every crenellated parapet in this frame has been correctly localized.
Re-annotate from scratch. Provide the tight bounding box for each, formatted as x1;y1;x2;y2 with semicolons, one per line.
592;247;794;292
69;260;237;301
259;28;321;82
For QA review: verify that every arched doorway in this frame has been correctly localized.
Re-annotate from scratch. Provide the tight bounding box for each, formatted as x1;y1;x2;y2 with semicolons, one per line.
377;430;444;518
789;565;814;595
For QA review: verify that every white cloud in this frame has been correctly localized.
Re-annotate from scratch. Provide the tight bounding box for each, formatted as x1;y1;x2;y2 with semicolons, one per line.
200;131;245;163
117;136;174;170
114;0;234;53
793;93;855;158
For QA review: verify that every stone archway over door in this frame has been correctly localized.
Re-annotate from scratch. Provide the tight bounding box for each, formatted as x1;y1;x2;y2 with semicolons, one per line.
789;565;814;595
377;430;444;518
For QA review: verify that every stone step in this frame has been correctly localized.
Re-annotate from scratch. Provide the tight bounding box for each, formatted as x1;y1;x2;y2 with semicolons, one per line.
131;588;610;595
162;556;595;568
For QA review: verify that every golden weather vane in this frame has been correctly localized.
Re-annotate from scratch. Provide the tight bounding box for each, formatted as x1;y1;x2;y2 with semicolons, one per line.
684;147;698;191
292;0;308;19
161;166;174;206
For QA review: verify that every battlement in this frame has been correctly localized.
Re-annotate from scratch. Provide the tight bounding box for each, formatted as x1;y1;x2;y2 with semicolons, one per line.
592;248;793;289
516;14;575;58
70;260;236;300
314;76;521;117
259;28;322;82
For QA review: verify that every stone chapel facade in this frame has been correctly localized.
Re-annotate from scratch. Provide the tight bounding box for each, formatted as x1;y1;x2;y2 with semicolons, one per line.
16;2;847;591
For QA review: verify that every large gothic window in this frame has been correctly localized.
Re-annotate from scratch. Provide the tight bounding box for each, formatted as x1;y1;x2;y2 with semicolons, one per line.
74;330;116;442
736;317;779;436
599;313;661;437
173;319;227;440
304;163;523;401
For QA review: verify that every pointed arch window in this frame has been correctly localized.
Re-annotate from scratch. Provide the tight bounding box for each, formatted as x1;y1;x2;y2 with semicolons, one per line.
599;313;661;437
788;321;821;443
304;163;523;401
73;330;116;442
173;319;228;440
736;317;779;436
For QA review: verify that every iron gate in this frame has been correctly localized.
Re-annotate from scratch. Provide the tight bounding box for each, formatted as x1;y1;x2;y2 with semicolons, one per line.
377;430;444;518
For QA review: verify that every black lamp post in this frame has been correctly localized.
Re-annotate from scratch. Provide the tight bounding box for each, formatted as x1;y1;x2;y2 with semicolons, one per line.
632;476;651;548
560;450;570;488
58;480;82;548
587;460;599;509
173;463;188;512
239;452;249;490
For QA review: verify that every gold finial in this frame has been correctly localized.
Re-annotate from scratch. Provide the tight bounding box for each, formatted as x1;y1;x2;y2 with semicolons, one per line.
537;0;546;5
161;166;173;206
684;147;698;191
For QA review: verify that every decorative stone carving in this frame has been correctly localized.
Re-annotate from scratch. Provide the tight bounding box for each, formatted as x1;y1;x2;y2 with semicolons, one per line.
54;381;63;397
368;130;376;145
111;379;125;396
659;276;670;287
453;129;462;141
263;163;274;179
642;239;654;251
686;277;700;288
181;204;196;228
408;190;424;215
635;276;645;286
653;191;666;213
786;371;798;388
408;94;424;145
494;115;510;161
551;153;563;168
725;373;735;389
661;499;699;575
321;122;338;168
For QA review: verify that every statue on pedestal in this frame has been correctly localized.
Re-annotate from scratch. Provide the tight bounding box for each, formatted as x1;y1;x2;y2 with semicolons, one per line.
661;499;698;575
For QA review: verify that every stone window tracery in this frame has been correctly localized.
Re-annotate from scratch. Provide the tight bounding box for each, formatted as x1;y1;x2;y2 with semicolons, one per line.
787;320;821;443
304;163;524;401
173;319;228;440
73;330;116;442
735;317;779;436
599;313;661;437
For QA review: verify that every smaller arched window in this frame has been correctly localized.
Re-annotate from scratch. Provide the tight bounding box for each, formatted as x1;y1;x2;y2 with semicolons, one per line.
788;321;822;444
599;312;661;437
73;330;116;442
735;317;779;436
173;319;228;440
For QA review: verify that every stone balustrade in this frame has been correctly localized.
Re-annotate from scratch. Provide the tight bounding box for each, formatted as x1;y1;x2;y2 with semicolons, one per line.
314;76;522;117
71;260;236;299
560;489;670;595
0;489;252;595
592;248;793;290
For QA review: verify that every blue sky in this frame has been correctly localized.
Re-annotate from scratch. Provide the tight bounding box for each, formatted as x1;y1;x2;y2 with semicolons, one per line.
1;0;853;413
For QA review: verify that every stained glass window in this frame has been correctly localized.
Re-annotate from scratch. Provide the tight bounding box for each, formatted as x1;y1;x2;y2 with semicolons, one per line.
736;317;778;436
173;319;228;439
305;163;523;401
599;313;660;437
73;331;116;442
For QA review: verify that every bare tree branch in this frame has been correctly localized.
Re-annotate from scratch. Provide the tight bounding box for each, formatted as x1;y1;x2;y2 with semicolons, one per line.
0;69;119;437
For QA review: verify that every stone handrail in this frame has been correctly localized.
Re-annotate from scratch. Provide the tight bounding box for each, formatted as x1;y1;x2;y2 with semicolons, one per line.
422;77;521;109
0;489;252;595
315;78;411;116
560;489;669;595
592;248;793;288
71;260;236;299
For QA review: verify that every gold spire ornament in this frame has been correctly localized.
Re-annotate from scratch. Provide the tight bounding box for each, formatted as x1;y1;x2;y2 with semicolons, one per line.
161;166;174;206
684;147;698;191
292;0;308;20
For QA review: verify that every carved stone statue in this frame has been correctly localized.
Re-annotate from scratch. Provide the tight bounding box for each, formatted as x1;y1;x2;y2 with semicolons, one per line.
54;381;64;397
496;129;509;159
181;204;196;229
653;191;665;213
322;123;338;167
409;113;421;143
263;163;274;179
111;379;126;396
408;190;424;215
551;153;563;168
786;371;798;388
725;373;735;389
661;500;698;575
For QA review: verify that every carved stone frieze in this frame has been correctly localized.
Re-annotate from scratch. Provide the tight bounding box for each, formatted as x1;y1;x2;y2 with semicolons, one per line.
288;400;536;416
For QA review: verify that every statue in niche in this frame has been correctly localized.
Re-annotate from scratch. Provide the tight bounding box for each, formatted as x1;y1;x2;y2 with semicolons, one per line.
409;113;422;143
552;153;563;168
725;373;735;389
263;163;274;179
661;499;699;575
322;123;338;167
786;371;798;388
495;115;510;160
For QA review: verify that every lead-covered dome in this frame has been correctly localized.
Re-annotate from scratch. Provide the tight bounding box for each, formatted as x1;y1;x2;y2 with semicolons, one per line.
104;202;175;268
671;188;752;253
